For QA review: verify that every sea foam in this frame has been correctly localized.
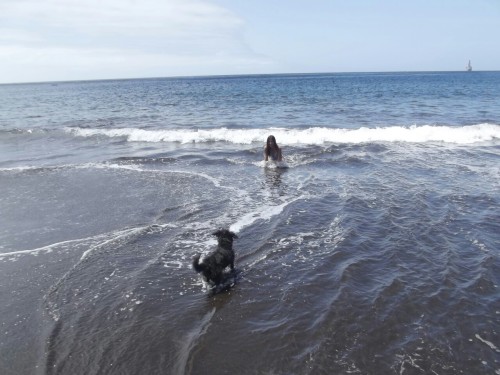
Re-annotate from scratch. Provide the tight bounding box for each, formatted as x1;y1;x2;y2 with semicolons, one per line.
230;196;308;233
66;124;499;145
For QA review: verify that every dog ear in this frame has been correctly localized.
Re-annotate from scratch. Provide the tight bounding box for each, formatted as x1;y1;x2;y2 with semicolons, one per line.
212;228;238;238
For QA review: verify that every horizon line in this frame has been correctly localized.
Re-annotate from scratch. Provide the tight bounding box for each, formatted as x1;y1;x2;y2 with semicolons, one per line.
1;69;497;86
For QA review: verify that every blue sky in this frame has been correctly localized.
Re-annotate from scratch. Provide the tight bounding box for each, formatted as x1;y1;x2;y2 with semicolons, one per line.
0;0;498;83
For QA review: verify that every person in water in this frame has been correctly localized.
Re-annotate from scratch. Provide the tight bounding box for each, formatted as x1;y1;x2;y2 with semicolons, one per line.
264;135;283;162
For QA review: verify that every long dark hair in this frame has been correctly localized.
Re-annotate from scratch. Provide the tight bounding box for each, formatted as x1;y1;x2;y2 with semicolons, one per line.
264;135;282;161
266;135;278;150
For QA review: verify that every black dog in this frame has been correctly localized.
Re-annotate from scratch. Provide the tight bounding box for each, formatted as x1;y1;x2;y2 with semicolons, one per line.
192;229;238;287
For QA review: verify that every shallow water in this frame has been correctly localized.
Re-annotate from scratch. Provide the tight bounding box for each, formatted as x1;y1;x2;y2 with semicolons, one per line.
1;72;499;374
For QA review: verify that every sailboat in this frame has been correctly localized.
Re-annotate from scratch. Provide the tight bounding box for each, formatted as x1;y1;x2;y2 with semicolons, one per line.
466;60;472;72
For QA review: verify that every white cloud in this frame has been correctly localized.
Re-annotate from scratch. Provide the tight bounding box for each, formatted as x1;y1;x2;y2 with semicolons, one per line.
0;28;42;43
0;0;272;82
0;0;243;37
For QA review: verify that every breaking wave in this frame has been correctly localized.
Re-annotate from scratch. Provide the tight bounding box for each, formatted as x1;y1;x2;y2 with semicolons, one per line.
65;124;500;145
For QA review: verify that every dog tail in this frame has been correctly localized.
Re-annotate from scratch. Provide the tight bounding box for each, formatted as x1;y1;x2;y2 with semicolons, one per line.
192;254;204;273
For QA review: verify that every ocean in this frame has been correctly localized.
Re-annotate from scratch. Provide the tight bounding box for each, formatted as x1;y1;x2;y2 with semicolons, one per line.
0;71;499;375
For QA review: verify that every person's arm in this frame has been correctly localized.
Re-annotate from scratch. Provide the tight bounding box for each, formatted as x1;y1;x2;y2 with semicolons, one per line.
264;147;269;161
278;148;283;161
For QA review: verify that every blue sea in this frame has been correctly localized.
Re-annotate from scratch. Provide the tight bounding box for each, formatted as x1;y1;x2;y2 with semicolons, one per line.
1;72;499;375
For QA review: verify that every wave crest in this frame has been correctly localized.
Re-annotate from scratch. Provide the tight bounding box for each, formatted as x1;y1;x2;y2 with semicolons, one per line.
65;124;499;145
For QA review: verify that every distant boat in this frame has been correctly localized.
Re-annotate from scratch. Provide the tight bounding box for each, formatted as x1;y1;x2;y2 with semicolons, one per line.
466;60;472;72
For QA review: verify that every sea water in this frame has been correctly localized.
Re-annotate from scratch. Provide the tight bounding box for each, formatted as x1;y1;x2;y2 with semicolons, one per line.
0;72;499;374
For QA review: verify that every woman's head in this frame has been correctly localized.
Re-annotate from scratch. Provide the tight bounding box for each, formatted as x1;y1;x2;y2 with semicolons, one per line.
266;135;277;148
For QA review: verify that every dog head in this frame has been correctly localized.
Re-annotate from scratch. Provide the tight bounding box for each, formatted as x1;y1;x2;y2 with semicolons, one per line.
212;229;238;246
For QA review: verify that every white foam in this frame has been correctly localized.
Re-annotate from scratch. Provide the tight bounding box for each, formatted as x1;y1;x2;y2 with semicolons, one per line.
0;239;74;259
0;223;175;262
0;232;116;260
163;261;184;269
79;227;144;261
0;162;142;173
476;334;500;353
230;196;307;233
65;124;500;145
66;127;271;144
174;308;216;375
82;164;230;191
0;165;42;172
255;160;289;169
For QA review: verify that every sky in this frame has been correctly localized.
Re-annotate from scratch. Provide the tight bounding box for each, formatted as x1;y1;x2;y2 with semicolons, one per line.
0;0;499;83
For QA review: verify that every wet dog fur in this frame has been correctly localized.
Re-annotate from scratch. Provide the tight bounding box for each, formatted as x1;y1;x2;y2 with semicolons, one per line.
192;229;237;288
